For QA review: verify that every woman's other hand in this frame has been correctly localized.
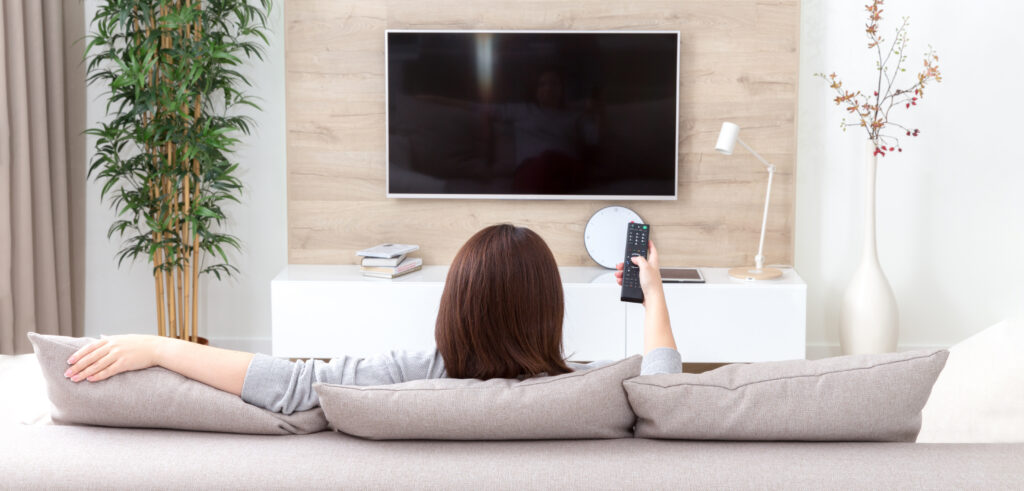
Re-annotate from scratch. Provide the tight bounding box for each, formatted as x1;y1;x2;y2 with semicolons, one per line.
614;240;665;304
64;334;164;383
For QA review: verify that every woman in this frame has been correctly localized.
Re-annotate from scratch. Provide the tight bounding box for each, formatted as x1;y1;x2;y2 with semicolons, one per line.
64;224;681;414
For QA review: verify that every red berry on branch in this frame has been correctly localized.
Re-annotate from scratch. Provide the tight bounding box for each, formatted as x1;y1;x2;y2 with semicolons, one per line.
889;147;895;151
906;103;911;108
898;148;902;152
874;91;878;96
907;131;911;135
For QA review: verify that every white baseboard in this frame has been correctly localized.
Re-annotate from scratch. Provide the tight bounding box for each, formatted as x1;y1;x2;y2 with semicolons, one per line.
805;343;949;360
206;337;271;354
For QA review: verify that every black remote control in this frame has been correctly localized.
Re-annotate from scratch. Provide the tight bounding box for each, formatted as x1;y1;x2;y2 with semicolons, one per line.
620;222;650;303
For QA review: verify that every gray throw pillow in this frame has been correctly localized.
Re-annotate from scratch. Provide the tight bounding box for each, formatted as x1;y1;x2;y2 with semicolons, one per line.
315;355;642;440
28;332;328;435
624;349;948;442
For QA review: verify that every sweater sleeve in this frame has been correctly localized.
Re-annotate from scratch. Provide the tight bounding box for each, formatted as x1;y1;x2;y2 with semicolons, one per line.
566;347;682;375
640;347;682;375
240;350;446;414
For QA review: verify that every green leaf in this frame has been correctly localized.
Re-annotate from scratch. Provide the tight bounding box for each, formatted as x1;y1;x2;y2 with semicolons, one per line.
194;206;221;218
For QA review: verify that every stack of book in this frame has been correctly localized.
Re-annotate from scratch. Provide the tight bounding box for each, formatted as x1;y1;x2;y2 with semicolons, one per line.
357;243;422;279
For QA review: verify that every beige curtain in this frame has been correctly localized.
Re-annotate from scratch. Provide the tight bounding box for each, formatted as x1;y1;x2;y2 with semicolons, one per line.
1;0;73;354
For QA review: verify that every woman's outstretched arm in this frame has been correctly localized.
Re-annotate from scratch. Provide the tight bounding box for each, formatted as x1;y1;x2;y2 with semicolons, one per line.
65;335;253;397
63;335;445;413
615;240;677;354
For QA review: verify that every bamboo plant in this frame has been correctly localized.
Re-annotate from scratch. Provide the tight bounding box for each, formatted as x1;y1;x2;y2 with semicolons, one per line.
86;0;272;342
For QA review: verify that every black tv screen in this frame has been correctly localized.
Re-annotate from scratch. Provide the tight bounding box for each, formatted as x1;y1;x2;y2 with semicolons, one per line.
386;31;679;199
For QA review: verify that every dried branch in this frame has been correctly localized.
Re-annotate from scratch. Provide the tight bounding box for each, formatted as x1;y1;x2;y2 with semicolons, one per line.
814;0;942;157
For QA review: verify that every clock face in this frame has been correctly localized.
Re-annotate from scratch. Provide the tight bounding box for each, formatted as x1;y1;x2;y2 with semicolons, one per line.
584;206;644;269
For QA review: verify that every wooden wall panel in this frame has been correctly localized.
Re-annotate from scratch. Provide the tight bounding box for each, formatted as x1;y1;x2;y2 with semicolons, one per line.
285;0;800;267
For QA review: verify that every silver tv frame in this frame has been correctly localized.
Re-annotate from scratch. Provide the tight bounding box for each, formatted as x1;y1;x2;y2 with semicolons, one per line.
385;29;680;201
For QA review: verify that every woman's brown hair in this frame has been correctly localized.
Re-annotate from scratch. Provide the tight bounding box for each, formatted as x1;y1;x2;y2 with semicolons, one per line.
435;224;571;380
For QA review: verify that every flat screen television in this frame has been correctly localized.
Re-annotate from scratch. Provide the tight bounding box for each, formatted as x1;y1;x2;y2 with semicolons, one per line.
386;30;679;199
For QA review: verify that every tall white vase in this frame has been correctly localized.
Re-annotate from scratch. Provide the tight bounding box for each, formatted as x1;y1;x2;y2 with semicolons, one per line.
839;140;899;354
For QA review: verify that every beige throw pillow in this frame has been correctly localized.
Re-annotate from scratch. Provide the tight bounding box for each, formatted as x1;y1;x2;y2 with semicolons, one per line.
29;332;328;435
624;349;948;442
315;355;642;440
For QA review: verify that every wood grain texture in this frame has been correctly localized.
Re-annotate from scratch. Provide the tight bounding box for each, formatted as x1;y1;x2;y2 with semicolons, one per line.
285;0;800;267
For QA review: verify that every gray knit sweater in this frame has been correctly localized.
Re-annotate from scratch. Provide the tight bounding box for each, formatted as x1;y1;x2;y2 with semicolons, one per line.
241;347;682;414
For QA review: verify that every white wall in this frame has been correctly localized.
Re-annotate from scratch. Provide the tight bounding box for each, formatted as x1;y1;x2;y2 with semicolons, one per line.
80;1;1023;355
83;1;286;352
797;0;1024;355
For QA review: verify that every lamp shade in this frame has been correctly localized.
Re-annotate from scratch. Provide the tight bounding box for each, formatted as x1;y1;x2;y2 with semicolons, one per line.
715;122;740;155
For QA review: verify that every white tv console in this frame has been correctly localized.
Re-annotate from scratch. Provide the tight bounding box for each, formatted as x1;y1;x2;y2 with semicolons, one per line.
271;265;806;363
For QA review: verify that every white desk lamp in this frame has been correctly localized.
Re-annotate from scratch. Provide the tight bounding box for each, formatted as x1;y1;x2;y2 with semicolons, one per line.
715;122;782;281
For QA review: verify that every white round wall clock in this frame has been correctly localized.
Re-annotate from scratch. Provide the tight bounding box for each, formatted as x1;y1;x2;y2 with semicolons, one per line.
584;206;644;269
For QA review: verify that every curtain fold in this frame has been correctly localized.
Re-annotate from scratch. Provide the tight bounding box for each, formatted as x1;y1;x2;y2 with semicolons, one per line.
1;0;73;354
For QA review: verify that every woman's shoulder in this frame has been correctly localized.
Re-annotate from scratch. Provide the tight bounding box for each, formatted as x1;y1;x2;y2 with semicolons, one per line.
565;348;682;375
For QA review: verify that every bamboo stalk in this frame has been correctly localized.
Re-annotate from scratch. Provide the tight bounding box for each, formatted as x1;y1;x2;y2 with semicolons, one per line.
172;143;184;340
149;137;165;338
159;2;186;341
183;159;191;343
191;233;199;343
168;138;181;340
181;0;191;345
164;177;177;339
139;8;168;339
178;254;184;339
152;183;166;338
149;149;165;338
155;248;166;337
190;0;203;343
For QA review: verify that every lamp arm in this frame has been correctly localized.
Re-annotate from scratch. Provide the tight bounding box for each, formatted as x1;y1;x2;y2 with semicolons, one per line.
735;137;776;271
755;164;775;271
736;138;774;171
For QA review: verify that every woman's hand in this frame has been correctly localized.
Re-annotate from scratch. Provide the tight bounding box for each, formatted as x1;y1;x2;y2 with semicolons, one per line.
64;334;164;383
614;240;665;304
614;240;676;353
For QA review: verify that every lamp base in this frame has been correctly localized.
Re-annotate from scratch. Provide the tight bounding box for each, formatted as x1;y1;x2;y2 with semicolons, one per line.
728;266;783;281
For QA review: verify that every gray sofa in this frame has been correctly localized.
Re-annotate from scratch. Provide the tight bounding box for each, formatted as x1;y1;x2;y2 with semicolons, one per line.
6;334;1024;489
2;424;1023;489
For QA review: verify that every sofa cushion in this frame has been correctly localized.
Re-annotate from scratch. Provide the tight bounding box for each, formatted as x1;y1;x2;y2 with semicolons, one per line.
315;355;641;440
918;318;1024;443
28;332;328;435
624;349;948;442
0;352;51;425
4;425;1024;489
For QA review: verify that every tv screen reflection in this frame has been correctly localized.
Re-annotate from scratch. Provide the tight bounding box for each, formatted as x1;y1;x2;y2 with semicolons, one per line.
387;32;678;198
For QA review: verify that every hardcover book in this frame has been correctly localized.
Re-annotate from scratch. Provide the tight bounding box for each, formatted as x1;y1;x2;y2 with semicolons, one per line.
360;257;423;276
361;254;406;267
356;243;420;259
